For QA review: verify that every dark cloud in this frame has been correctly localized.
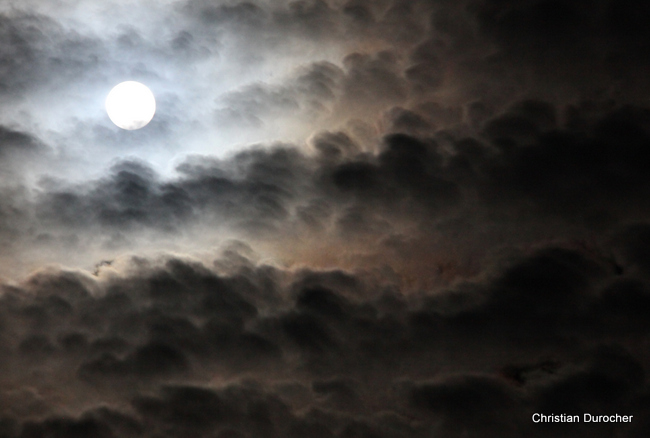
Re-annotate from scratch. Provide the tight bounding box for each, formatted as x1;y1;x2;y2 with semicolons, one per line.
0;12;99;95
0;0;649;436
0;98;634;283
0;242;648;436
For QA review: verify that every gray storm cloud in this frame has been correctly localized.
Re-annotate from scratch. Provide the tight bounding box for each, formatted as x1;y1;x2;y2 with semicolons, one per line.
0;0;649;437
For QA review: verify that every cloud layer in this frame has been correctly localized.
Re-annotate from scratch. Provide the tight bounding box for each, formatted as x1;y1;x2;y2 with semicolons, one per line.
0;0;649;436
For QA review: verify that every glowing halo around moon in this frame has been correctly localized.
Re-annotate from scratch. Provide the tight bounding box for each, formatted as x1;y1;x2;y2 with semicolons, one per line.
105;81;156;130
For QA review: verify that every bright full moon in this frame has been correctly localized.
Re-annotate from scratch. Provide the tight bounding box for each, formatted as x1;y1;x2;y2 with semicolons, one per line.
105;81;156;130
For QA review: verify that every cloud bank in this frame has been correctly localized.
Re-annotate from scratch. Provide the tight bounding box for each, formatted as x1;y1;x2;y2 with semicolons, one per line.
0;0;648;436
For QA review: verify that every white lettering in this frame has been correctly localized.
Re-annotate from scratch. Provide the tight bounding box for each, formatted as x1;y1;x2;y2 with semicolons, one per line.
584;414;634;423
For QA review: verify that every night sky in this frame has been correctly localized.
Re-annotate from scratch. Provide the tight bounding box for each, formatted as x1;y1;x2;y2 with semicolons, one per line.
1;0;650;437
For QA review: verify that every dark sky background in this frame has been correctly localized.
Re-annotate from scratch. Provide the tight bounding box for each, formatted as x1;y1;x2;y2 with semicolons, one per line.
0;0;650;437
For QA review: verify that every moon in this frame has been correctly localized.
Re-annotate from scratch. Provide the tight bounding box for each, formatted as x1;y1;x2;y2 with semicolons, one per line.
105;81;156;130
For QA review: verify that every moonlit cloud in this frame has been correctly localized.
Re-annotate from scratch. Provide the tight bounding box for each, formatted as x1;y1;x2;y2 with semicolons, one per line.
0;0;649;437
